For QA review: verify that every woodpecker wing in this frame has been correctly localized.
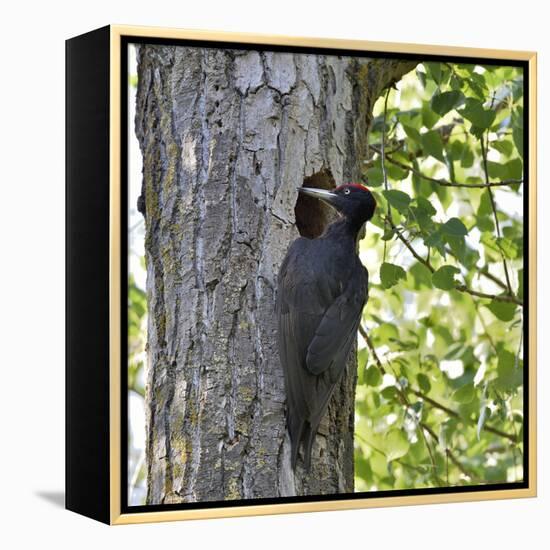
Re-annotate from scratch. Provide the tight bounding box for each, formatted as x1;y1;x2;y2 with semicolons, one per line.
305;271;367;380
276;236;368;468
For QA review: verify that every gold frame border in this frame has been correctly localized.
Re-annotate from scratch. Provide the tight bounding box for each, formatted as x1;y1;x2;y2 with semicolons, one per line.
108;24;537;525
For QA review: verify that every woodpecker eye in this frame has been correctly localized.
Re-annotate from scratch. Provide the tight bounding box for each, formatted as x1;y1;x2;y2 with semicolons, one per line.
344;188;351;195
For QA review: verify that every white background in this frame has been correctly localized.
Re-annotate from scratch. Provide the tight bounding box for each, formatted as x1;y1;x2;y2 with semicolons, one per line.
1;0;546;547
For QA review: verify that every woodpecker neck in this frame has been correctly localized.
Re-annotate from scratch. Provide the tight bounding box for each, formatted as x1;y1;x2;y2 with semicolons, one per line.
322;216;365;243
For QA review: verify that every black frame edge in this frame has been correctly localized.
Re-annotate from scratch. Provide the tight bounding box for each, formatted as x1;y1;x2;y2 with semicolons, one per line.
66;24;111;525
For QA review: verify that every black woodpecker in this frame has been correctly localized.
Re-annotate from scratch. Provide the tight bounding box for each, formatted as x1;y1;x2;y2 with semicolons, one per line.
276;183;377;471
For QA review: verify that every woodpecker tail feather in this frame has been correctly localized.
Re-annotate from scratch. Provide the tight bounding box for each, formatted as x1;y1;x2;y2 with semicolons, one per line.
288;414;305;470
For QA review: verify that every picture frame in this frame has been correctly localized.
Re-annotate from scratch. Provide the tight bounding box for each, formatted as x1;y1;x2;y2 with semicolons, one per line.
66;24;537;525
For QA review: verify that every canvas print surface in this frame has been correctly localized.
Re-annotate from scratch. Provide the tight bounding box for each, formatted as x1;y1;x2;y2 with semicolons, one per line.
125;40;526;509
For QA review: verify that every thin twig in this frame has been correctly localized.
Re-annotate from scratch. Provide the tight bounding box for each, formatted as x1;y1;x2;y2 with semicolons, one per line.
443;246;509;291
420;422;478;482
475;303;498;354
371;145;522;188
384;216;434;271
359;325;384;372
410;389;518;443
454;285;522;305
479;267;509;291
383;216;523;307
381;89;391;194
381;87;392;263
479;96;513;295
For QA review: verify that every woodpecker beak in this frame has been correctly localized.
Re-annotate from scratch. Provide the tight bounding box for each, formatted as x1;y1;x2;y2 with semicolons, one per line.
297;187;338;206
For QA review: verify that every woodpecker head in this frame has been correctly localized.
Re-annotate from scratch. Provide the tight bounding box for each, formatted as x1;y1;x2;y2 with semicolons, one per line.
298;183;376;227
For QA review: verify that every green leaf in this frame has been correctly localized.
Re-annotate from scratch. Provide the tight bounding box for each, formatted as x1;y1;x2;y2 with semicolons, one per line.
487;161;507;180
469;72;488;98
478;189;493;217
448;139;465;163
445;234;467;265
399;110;422;130
507;158;523;180
355;455;371;483
477;385;488;440
357;348;368;384
512;107;524;159
424;62;443;85
495;349;522;391
439;419;457;449
450;73;463;91
374;323;400;344
381;385;398;400
453;383;475;404
365;366;383;387
416;67;427;88
366;165;384;187
387;160;409;181
417;373;431;393
513;127;524;159
410;262;433;289
432;265;460;290
431;90;464;116
380;262;407;289
382;190;411;213
460;144;475;168
441;217;469;236
477;216;494;233
421;130;445;162
381;227;395;241
490;139;514;157
421;104;439;129
486;300;517;322
402;124;422;144
424;227;446;256
416;197;437;216
435;181;452;211
497;237;519;260
487;159;523;181
458;98;496;130
385;429;410;461
477;406;489;440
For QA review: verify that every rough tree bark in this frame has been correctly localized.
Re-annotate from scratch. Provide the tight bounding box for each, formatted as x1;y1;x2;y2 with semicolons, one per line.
135;44;414;504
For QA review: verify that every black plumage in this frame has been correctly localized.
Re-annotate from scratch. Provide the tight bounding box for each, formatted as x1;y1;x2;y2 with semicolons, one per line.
276;183;377;471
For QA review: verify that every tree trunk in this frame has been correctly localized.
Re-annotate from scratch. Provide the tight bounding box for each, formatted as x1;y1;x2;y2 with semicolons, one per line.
135;44;414;504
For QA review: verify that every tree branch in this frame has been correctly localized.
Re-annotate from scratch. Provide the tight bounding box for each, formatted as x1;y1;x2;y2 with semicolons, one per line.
385;216;435;272
359;325;519;444
410;389;518;443
442;246;510;292
383;216;523;307
370;145;522;189
478;267;509;291
454;284;522;305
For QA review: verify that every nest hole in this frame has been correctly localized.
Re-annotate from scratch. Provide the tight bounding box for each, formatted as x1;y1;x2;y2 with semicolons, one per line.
295;169;336;239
